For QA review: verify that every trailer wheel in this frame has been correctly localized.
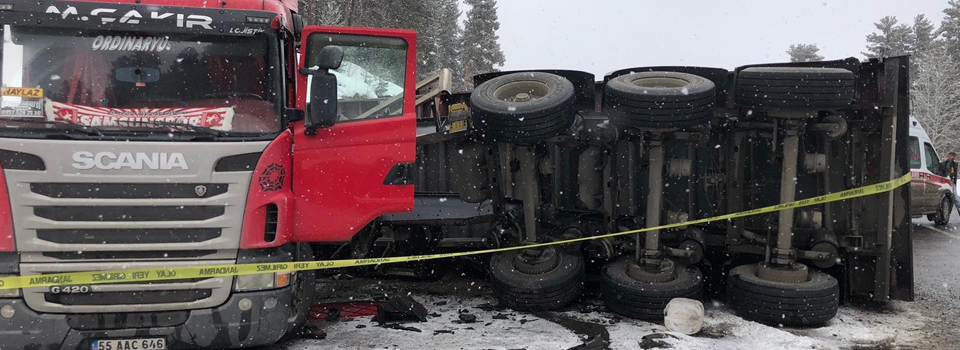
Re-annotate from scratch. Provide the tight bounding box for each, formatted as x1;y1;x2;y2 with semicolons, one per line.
933;195;952;226
727;263;838;326
603;71;716;130
471;72;577;144
599;256;703;320
489;247;584;311
280;244;318;342
736;67;855;110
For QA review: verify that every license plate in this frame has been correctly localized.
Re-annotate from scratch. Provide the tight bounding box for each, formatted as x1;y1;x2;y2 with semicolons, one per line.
92;338;166;350
448;120;467;133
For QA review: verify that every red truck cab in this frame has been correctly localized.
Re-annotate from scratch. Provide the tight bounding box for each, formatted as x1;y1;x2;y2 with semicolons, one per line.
0;1;416;348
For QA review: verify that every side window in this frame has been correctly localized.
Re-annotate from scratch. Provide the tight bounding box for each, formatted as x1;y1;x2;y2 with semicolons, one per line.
925;143;941;174
909;137;921;169
305;33;407;122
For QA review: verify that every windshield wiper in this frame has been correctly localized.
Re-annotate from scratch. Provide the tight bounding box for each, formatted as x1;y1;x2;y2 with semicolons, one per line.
9;119;103;136
140;121;226;137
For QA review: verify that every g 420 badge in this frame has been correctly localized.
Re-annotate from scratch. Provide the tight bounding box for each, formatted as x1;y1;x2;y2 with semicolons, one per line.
259;163;286;192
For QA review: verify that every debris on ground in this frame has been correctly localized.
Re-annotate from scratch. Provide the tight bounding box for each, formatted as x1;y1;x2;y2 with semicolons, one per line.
434;330;455;335
639;333;678;349
302;323;328;340
373;295;428;325
458;313;477;323
492;313;510;320
697;322;733;339
310;301;383;321
663;298;704;335
380;324;422;333
325;308;341;322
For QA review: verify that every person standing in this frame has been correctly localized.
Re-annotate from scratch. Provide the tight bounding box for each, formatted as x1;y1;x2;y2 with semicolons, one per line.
945;152;959;186
942;152;960;215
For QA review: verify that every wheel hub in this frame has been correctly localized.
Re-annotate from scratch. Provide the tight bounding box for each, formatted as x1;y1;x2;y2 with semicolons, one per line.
756;262;809;283
626;258;676;283
493;81;549;103
513;247;561;275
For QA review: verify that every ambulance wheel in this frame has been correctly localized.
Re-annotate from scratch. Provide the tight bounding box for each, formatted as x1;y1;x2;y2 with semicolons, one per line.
489;247;584;311
471;72;577;144
736;67;855;110
281;244;317;341
599;256;703;320
604;71;716;130
933;195;952;226
727;263;839;327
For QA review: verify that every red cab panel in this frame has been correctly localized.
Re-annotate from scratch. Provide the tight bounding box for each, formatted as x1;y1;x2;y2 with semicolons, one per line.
0;162;14;252
292;26;417;242
240;131;295;249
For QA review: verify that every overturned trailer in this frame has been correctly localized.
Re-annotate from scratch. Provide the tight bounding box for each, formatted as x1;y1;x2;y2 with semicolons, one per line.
370;57;911;326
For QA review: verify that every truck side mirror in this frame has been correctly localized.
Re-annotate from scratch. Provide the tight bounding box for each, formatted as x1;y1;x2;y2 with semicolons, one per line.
305;46;344;131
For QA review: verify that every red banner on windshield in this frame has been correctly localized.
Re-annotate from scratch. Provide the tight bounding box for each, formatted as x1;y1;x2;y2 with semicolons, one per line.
46;101;235;131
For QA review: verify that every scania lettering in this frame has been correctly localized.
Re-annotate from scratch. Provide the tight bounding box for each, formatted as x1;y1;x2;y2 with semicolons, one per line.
0;0;913;349
71;151;189;170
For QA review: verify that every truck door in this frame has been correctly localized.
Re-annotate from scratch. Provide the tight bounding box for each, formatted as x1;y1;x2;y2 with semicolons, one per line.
292;27;417;242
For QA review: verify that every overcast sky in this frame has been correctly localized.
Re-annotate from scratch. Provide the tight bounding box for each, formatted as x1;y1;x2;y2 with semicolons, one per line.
474;0;951;78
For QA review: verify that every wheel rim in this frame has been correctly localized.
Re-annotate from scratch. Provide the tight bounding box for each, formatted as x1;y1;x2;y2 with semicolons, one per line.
493;81;551;103
627;76;690;89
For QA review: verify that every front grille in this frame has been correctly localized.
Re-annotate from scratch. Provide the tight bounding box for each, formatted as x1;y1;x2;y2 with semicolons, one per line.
1;138;271;313
67;311;189;330
46;290;213;306
36;228;222;244
42;250;218;260
34;206;225;222
31;183;228;199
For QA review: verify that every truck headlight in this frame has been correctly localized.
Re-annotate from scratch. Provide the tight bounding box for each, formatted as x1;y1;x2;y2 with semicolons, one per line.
0;275;19;298
233;272;291;291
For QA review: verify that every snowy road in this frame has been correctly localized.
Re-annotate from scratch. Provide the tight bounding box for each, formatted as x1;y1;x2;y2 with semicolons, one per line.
261;215;960;350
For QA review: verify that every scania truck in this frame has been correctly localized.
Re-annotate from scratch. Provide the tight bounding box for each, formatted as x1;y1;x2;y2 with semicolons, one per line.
0;0;914;349
0;1;419;348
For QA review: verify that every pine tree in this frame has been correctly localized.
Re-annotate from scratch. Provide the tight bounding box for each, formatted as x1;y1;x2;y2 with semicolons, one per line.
461;0;506;88
433;0;463;87
941;0;960;62
863;16;915;58
786;44;825;62
913;14;936;54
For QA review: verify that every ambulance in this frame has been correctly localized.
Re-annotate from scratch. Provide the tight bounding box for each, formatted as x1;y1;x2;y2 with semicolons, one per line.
909;117;955;225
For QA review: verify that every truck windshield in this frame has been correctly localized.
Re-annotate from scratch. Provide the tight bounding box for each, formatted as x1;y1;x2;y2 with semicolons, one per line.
0;25;282;138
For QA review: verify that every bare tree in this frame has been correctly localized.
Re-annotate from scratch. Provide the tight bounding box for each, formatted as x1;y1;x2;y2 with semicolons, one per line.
912;44;960;155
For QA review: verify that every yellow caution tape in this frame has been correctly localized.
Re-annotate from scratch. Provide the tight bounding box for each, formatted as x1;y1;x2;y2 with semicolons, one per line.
0;173;912;291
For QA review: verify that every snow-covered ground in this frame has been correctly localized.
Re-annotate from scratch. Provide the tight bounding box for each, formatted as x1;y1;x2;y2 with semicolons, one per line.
276;292;927;350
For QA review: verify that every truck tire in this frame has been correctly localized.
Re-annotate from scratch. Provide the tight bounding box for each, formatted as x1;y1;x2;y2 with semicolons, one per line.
933;195;952;226
600;256;703;320
737;67;855;110
489;247;584;311
280;244;317;342
471;72;577;144
727;263;838;326
604;71;716;129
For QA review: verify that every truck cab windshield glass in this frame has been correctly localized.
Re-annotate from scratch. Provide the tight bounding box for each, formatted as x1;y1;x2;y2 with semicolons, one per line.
0;25;282;136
